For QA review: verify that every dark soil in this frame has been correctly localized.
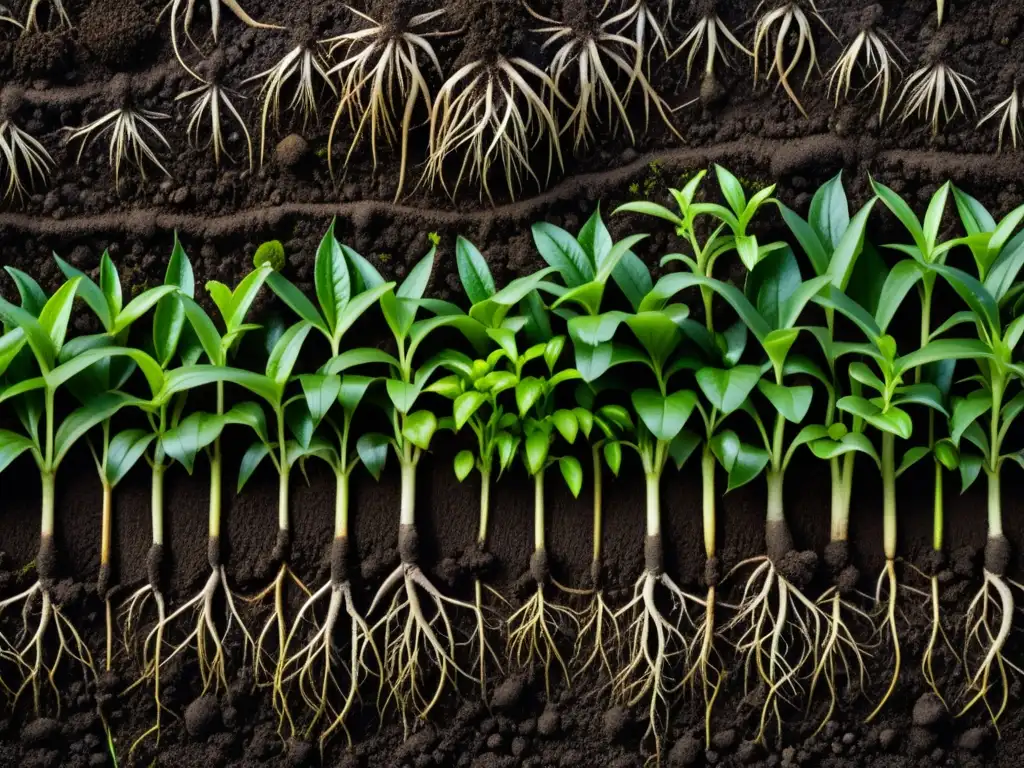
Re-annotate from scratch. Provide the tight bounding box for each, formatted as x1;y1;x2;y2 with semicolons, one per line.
1;0;1024;766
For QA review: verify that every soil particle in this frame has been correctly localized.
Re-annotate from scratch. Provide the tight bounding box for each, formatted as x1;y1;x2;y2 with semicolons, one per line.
21;719;59;746
511;736;528;757
836;564;860;595
775;549;817;590
184;695;222;739
146;543;164;589
12;30;70;79
491;673;527;711
602;706;628;740
667;734;702;766
530;548;549;584
286;738;315;766
711;729;737;752
399;523;419;564
461;542;497;578
736;741;760;763
958;727;989;752
644;534;663;574
985;534;1011;576
78;0;155;69
276;135;310;170
537;707;561;737
823;540;849;574
952;545;976;577
922;547;946;575
911;692;946;727
395;724;437;762
909;727;937;756
765;518;795;565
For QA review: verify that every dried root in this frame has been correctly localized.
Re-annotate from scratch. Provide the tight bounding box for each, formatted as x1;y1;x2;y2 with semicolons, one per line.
895;61;976;136
979;89;1021;152
753;1;834;117
827;26;904;119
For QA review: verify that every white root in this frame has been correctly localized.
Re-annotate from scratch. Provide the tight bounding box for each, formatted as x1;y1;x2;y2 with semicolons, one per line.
960;570;1020;723
0;582;94;715
723;557;823;744
680;586;724;746
370;563;478;732
574;589;620;683
143;566;253;694
277;580;377;746
120;584;172;752
612;570;699;758
807;590;872;730
507;583;579;697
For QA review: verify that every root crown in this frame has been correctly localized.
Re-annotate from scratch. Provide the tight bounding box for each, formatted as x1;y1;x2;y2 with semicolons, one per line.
984;535;1011;578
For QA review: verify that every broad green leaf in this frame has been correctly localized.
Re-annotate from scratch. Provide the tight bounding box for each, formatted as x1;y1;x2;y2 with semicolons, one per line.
578;206;613;267
402;410;437;450
931;264;1000;336
612;200;683;226
338;374;374;414
959;452;984;493
922;182;950;255
497;431;519;473
314;222;351;332
524;430;549;475
828;199;876;291
552;409;578;444
746;246;801;328
105;429;155;488
641;272;771;341
181;297;224;365
809;172;851;251
38;278;81;355
896;445;932;478
5;267;47;316
668;429;702;469
112;285;178;336
266;322;313;388
0;296;56;372
153;236;195;367
763;328;799;372
779;204;828;277
398;250;435;301
54;256;112;330
559;456;583;497
456;237;496;305
54;392;134;467
895;339;992;377
356;433;390;480
872;178;926;254
266;272;329;336
300;373;342;428
0;429;36;472
454;391;488;429
285;399;314;449
696;365;761;415
808;432;880;466
612;248;653;311
813;285;882;343
624;311;683;368
99;252;122;317
596;234;649;282
604;440;622;475
343;244;386;292
838;396;913;439
758;380;813;423
715;165;746;216
516;377;544;416
710;430;771;490
952;186;996;237
46;345;163;397
386;379;421;414
892;383;948;416
950;391;991;446
454;449;475;481
321;346;400;375
224;265;272;331
531;222;594;287
632;389;698;442
849;361;885;393
223;401;269;443
237;441;271;492
779;275;830;329
985;231;1024;302
735;235;760;271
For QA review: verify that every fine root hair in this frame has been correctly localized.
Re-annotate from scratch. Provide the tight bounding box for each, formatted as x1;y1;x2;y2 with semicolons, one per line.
752;1;835;117
177;80;253;169
63;107;172;186
670;13;751;84
0;121;53;200
827;26;905;119
979;89;1021;152
160;0;282;77
895;61;976;136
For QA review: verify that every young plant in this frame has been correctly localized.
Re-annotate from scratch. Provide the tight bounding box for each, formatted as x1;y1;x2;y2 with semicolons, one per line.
177;79;253;169
63;105;172;187
275;372;380;747
161;0;281;75
424;56;563;203
0;277;161;714
826;23;904;119
148;264;274;692
642;247;832;743
506;338;585;696
0;87;54;200
243;43;335;166
752;0;834;117
324;7;447;200
356;246;487;729
51;251;178;672
978;87;1021;152
527;2;681;151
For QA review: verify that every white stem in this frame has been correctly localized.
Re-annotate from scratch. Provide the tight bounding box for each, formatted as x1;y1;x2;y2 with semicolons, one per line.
766;470;784;524
41;471;55;537
278;468;289;533
400;459;416;527
335;471;348;540
988;469;1002;538
646;473;661;537
534;471;545;552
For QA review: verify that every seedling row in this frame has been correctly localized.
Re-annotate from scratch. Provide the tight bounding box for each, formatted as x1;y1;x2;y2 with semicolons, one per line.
0;166;1022;765
0;1;1018;205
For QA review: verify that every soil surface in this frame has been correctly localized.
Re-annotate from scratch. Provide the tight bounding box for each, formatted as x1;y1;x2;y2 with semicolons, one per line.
1;0;1024;766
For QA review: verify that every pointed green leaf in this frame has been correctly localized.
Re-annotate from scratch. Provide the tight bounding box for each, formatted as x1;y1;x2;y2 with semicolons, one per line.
397;249;435;301
356;433;390;480
531;222;594;287
266;272;330;336
559;456;583;498
758;380;813;423
696;365;761;415
5;267;47;316
237;441;271;492
54;392;134;468
300;373;342;428
454;391;488;429
54;256;112;331
950;391;992;446
314;222;351;332
631;389;698;442
454;449;475;481
0;429;37;472
456;237;496;304
266;322;313;388
668;429;702;469
403;410;437;451
524;430;549;475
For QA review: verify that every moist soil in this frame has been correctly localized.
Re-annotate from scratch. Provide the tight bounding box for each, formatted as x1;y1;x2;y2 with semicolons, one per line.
1;0;1024;766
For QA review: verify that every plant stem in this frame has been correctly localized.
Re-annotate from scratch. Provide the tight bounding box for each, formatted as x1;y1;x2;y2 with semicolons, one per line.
766;470;784;524
335;471;349;540
701;446;716;558
41;470;55;538
882;431;896;561
400;457;416;528
987;469;1002;538
645;472;661;538
478;470;491;547
534;470;545;553
278;468;289;533
100;482;112;568
829;459;848;541
152;463;165;546
209;381;224;541
592;447;603;565
933;460;943;551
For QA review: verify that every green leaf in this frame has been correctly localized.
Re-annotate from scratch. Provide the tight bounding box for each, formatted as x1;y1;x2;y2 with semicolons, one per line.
559;456;583;498
922;182;950;255
153;237;195;366
398;250;435;301
104;429;154;487
285;399;314;449
524;430;549;475
953;186;996;236
47;345;164;398
99;252;122;318
38;278;81;356
531;222;594;287
456;237;496;304
0;297;56;372
895;445;931;478
454;391;488;429
838;396;913;439
934;439;959;471
343;244;386;292
710;430;771;490
641;273;771;341
746;247;800;328
0;429;36;472
181;297;224;365
950;391;992;446
237;441;271;492
266;272;329;336
403;411;437;451
266;322;313;388
668;430;702;469
758;380;813;423
54;256;113;331
314;222;351;333
828;199;876;291
931;264;1000;337
872;178;926;255
300;373;342;429
715;165;746;216
780;275;830;329
356;433;390;480
612;248;653;311
338;374;374;414
895;339;992;377
552;409;578;444
111;285;178;336
321;346;400;375
813;285;882;343
624;311;683;368
892;382;948;416
596;234;649;282
959;452;984;493
454;449;475;481
5;267;47;316
808;432;880;466
551;280;605;315
386;379;421;414
735;235;760;271
763;328;799;372
985;232;1024;302
497;431;519;473
223;401;269;443
849;361;885;393
224;265;271;331
54;392;133;468
631;389;698;442
696;365;761;415
516;377;545;416
604;440;622;475
779;204;828;277
578;206;613;267
809;172;851;251
612;200;683;226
